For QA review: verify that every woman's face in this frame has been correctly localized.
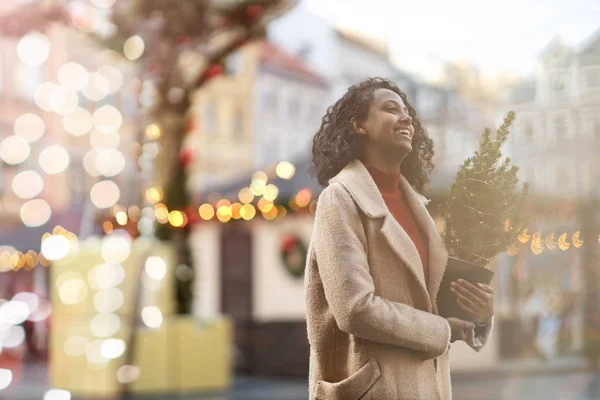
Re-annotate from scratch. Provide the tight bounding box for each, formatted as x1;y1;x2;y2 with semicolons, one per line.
355;88;414;157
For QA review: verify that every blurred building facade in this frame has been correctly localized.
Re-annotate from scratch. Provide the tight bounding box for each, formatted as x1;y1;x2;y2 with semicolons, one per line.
495;29;600;361
187;40;328;195
188;6;497;377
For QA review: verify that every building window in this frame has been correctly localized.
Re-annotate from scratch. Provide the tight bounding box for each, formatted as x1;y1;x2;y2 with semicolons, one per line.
550;71;567;97
522;119;534;142
288;97;299;124
552;114;567;141
585;67;600;89
15;63;42;100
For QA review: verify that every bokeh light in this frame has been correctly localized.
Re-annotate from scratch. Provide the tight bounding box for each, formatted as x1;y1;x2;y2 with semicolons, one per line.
17;32;50;66
93;288;124;313
145;124;161;140
145;187;163;204
240;204;256;220
58;62;89;91
145;256;167;280
20;199;52;228
39;145;70;175
90;180;120;209
117;365;140;384
12;292;39;316
12;170;44;199
0;369;13;390
34;82;60;111
90;263;125;289
58;276;88;305
0;135;30;165
295;189;312;208
93;105;123;133
124;35;145;61
141;306;162;328
28;298;51;322
116;211;128;225
238;188;254;204
1;325;26;348
101;231;132;263
199;204;215;220
83;72;110;101
90;130;120;149
14;113;45;143
86;339;108;364
168;210;186;227
276;161;295;179
63;107;93;136
48;86;79;115
44;389;72;400
263;184;279;201
95;149;126;177
97;65;123;94
0;300;29;325
91;313;121;338
250;179;266;196
83;149;101;177
100;338;126;359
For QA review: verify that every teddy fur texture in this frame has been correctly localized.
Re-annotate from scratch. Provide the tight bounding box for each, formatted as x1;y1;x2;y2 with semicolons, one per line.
305;160;493;400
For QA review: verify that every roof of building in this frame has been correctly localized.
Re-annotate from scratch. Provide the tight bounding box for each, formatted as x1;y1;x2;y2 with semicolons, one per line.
259;41;328;87
335;28;388;59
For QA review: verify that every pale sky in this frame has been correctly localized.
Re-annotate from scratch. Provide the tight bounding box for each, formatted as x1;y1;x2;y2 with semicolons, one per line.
303;0;600;79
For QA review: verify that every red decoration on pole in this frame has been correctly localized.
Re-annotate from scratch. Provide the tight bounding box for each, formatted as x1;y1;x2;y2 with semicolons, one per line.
204;64;224;80
179;147;194;167
245;5;264;20
176;35;192;46
185;117;196;134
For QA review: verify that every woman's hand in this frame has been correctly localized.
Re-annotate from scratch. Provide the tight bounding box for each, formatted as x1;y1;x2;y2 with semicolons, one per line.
446;317;474;343
450;279;494;325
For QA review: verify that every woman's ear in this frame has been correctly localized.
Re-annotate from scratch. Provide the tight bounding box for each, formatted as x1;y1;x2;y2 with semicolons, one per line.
351;117;367;136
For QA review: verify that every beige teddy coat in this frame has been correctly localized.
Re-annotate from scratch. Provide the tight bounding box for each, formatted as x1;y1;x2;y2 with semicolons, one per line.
305;160;493;400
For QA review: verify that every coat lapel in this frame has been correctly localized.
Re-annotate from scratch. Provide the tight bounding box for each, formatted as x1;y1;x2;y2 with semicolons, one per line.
398;176;448;312
330;160;449;311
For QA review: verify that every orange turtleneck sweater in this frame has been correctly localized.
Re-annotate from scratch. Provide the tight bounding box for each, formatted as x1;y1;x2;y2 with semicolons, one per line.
366;165;429;283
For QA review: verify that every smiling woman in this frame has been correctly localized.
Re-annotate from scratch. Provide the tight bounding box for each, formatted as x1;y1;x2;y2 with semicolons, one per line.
306;77;493;400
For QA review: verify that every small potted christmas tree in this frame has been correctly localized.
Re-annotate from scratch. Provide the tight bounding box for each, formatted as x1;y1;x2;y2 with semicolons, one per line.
437;111;530;321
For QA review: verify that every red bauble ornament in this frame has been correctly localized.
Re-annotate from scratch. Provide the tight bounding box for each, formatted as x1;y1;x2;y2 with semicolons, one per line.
179;148;194;167
176;35;192;46
245;5;264;20
185;117;196;134
204;64;224;80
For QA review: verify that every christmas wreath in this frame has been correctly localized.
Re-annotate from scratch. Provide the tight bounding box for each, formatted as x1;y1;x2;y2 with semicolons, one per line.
280;234;308;278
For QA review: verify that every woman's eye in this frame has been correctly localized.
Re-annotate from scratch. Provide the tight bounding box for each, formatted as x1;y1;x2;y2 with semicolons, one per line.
388;107;398;112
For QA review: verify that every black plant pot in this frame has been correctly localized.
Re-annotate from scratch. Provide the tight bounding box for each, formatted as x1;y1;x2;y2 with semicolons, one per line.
437;257;494;322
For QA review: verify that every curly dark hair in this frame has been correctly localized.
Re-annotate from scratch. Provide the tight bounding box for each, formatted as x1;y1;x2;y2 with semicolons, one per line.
310;77;435;194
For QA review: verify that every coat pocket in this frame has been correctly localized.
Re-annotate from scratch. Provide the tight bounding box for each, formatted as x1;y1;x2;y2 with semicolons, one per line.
313;359;381;400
